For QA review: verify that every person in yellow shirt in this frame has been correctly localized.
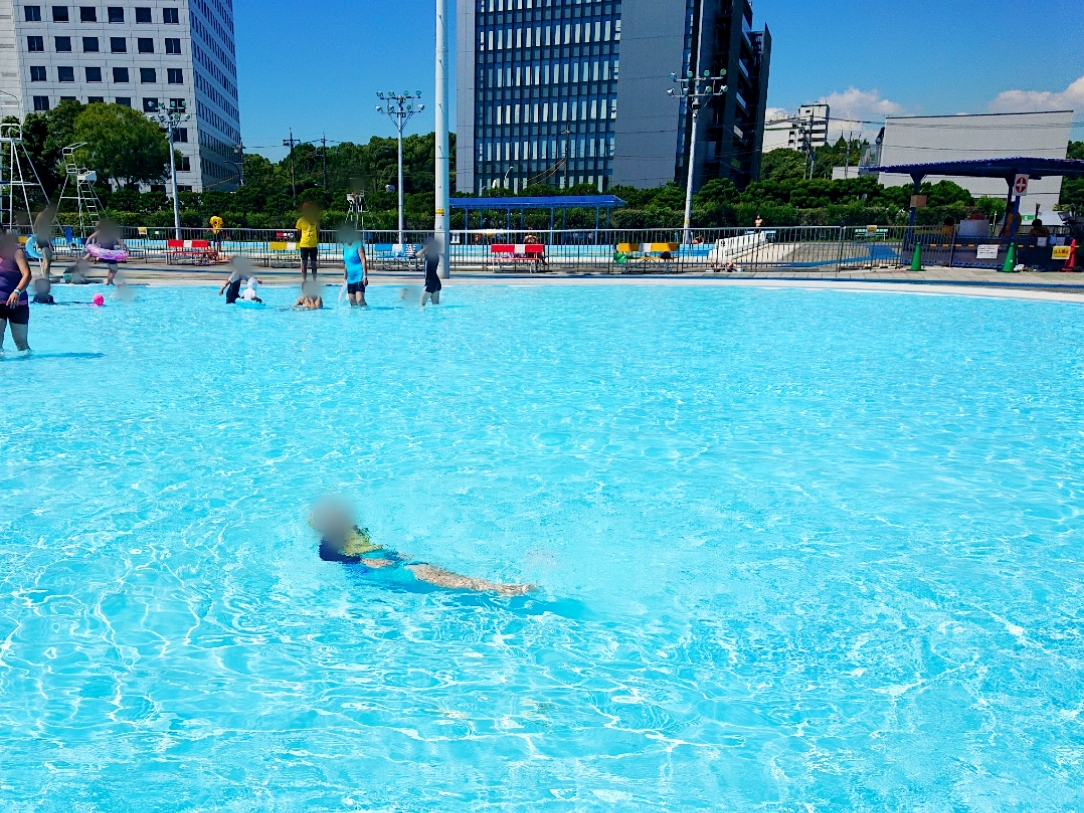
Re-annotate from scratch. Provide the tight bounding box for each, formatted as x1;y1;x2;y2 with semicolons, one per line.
295;202;322;281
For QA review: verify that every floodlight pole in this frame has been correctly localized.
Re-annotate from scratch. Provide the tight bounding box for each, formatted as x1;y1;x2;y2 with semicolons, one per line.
669;69;727;245
435;0;451;278
154;100;191;240
377;91;423;246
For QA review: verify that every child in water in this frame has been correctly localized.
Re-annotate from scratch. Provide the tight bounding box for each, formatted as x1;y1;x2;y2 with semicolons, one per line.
310;498;534;596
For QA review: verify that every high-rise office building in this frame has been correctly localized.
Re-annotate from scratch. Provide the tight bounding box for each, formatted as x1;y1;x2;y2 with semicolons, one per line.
456;0;770;195
0;0;241;192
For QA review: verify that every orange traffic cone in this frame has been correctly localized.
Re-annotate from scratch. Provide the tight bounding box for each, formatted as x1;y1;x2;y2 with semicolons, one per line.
1065;239;1078;272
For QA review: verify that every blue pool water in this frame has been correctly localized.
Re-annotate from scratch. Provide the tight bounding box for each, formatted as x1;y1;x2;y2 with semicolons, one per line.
3;282;1084;811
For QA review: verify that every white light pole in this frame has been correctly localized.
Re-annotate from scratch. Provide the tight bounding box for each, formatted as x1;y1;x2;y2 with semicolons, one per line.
669;69;727;245
153;100;191;240
435;0;451;279
377;91;424;246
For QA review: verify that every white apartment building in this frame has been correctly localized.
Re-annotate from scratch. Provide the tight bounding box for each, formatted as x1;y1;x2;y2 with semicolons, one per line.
760;103;830;154
0;0;240;192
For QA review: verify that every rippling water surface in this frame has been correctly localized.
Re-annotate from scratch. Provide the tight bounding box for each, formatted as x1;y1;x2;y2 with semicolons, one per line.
2;282;1084;811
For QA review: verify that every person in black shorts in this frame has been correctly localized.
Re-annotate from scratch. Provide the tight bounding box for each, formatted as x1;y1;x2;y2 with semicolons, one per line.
421;237;442;307
0;232;32;353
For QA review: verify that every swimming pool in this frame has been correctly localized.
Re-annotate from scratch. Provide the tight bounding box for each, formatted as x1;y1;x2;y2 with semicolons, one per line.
3;282;1083;811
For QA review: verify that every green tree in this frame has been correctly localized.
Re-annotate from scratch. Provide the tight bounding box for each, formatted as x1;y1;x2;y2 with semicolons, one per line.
760;149;807;182
73;103;171;187
20;99;85;194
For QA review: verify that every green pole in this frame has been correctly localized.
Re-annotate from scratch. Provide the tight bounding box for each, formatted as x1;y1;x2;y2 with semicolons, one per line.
911;240;922;271
1000;242;1016;273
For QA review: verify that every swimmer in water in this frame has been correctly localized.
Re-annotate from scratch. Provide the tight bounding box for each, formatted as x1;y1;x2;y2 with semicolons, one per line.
294;280;323;310
31;277;55;304
219;259;262;305
311;499;534;597
343;235;368;307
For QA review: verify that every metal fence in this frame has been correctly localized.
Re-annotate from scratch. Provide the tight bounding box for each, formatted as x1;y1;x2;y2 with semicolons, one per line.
43;224;1079;275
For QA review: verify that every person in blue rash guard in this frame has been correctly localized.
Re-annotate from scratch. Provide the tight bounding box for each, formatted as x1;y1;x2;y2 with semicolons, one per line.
310;498;534;596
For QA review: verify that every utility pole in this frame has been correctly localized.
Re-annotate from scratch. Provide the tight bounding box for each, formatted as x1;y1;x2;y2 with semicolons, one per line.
668;0;726;245
435;0;451;279
321;134;328;191
376;90;424;246
283;129;298;204
153;99;191;240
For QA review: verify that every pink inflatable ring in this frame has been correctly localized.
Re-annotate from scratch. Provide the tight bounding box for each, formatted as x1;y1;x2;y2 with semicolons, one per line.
87;244;129;263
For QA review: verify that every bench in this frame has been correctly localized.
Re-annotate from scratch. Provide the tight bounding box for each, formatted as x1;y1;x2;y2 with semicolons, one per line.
488;243;546;272
167;239;218;265
370;243;420;272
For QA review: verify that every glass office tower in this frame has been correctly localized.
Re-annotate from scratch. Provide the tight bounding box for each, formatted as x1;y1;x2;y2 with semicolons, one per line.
457;0;771;195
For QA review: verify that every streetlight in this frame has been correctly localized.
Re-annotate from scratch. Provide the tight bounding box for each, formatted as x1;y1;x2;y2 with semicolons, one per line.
152;99;191;240
435;0;451;279
503;164;516;190
376;90;424;246
669;68;727;245
229;142;245;187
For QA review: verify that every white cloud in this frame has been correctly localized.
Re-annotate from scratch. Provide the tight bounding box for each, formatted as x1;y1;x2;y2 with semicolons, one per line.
817;87;905;123
988;74;1084;114
765;107;790;123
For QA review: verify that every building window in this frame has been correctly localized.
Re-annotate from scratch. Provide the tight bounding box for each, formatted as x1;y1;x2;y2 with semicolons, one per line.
79;6;95;22
110;36;126;52
112;66;129;82
27;36;44;52
165;38;181;55
115;96;131;107
134;6;150;22
56;36;73;52
85;66;102;82
178;156;191;172
173;127;187;142
142;98;158;112
60;96;77;102
140;68;156;83
25;6;42;21
88;96;104;103
83;36;99;52
30;66;47;82
107;6;123;22
57;66;75;82
169;98;185;110
149;184;166;193
163;7;179;24
137;38;154;53
33;96;50;112
52;6;69;22
167;68;183;85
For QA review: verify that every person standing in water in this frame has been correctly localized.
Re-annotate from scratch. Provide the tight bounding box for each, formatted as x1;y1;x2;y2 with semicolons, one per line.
343;235;368;307
33;206;57;281
84;222;127;285
420;236;442;307
0;232;33;354
296;202;321;283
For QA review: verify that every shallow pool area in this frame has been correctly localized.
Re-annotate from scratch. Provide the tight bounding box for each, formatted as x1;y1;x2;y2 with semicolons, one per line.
3;282;1084;811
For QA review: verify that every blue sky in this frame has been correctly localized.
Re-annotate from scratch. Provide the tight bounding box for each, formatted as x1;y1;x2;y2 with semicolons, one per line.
236;0;1084;161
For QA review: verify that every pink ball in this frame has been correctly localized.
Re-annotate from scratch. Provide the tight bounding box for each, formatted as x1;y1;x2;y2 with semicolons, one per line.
92;293;105;307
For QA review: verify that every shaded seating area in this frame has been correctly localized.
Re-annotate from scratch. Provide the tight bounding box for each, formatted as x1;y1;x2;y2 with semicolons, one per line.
451;194;626;238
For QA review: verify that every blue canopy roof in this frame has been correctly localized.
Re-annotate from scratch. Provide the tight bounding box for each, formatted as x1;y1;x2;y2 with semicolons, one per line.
864;157;1084;181
450;195;626;210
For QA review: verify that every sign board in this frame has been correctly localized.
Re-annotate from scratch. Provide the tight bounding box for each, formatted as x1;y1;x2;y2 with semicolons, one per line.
976;244;1000;260
866;225;879;235
1053;246;1072;261
910;195;928;209
1013;174;1030;198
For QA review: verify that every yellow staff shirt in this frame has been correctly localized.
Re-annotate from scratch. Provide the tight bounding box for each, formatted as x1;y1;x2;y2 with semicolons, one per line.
296;217;319;249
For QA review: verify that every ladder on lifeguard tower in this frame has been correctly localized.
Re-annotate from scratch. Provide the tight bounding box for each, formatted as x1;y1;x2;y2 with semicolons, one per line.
0;122;50;232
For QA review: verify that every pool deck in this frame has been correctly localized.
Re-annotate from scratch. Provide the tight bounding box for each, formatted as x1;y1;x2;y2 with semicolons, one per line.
60;263;1084;304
